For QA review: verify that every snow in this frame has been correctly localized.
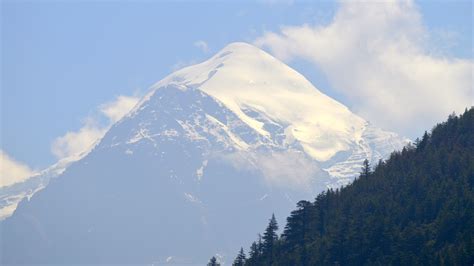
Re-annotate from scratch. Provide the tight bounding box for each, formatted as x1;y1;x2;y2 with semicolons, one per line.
176;119;207;142
205;114;249;150
0;41;412;265
2;42;409;221
142;42;367;162
160;129;179;137
0;154;80;220
196;160;208;181
0;192;26;220
120;41;408;190
324;122;410;186
127;128;156;145
184;192;202;204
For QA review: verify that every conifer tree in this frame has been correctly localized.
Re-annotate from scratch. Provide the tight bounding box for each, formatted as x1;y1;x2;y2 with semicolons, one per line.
236;109;474;265
361;159;371;178
246;241;259;265
232;247;246;266
207;256;220;266
282;200;312;265
417;131;430;150
262;214;279;264
257;234;263;256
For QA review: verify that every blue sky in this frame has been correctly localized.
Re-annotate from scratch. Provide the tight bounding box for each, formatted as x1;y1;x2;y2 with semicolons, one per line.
1;0;473;172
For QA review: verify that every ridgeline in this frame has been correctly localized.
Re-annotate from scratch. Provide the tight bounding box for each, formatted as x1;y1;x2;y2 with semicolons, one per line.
228;108;473;266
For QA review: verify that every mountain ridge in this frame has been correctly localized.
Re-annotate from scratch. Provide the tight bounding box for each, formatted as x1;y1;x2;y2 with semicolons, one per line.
136;42;373;162
2;42;409;264
234;108;474;265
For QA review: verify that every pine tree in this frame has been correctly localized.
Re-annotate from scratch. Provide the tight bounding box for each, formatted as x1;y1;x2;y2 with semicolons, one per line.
246;241;259;265
282;200;312;265
262;214;279;264
361;159;371;178
257;234;263;256
417;131;430;150
233;247;246;266
207;256;220;266
237;109;474;265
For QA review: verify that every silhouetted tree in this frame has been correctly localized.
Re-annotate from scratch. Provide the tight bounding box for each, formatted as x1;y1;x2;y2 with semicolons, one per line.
361;159;371;178
234;108;474;265
207;256;220;266
232;247;246;266
246;241;259;265
262;214;279;264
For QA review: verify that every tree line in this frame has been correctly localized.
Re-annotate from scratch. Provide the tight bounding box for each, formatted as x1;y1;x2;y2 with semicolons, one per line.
209;107;474;265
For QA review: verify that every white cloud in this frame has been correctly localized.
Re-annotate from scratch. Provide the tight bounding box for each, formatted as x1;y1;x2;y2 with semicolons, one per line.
51;119;106;159
100;95;139;123
255;0;473;137
194;40;209;53
51;95;139;159
0;150;35;188
221;150;321;191
255;151;320;190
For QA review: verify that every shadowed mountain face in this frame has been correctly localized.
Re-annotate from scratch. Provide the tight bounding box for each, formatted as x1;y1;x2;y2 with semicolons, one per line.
1;43;408;264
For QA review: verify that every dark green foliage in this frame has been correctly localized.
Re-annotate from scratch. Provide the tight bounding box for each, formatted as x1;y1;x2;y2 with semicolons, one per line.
208;256;220;266
246;240;261;265
361;159;371;178
280;200;312;265
233;247;247;266
240;108;474;265
262;214;279;255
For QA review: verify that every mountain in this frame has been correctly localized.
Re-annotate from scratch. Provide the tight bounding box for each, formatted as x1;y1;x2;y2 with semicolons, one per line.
0;156;78;220
236;108;474;265
1;42;408;264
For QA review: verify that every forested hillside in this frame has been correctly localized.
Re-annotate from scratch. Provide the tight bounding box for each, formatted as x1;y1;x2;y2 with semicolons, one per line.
231;108;473;266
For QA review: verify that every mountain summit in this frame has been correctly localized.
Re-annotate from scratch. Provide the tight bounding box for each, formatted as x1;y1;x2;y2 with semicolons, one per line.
147;42;367;162
1;42;408;264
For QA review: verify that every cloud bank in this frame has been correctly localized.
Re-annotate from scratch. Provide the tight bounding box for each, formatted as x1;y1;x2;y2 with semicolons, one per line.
52;95;139;159
99;95;140;123
255;0;473;137
0;150;36;188
222;150;323;192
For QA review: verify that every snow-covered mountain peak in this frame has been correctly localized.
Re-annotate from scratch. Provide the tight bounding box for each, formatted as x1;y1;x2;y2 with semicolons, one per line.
2;41;411;264
133;42;367;162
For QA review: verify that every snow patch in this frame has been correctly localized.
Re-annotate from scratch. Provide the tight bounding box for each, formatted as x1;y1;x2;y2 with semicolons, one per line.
205;114;249;150
196;160;208;181
160;129;179;137
184;192;202;204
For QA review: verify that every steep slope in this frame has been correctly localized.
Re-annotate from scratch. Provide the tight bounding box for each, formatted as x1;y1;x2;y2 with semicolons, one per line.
239;109;474;265
130;42;408;187
146;42;367;162
0;156;77;220
1;42;408;264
